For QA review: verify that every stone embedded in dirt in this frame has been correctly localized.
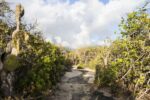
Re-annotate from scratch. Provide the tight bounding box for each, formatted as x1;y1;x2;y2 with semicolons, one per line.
64;70;82;78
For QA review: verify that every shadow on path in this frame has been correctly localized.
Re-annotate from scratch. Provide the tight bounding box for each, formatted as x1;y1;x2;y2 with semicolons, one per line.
49;67;116;100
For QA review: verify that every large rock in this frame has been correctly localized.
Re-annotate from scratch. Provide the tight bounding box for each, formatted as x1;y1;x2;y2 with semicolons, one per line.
0;71;15;96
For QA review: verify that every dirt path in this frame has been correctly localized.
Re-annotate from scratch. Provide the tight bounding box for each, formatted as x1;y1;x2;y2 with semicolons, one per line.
49;67;115;100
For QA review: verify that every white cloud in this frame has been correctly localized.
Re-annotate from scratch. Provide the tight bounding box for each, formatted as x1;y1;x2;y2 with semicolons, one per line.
7;0;147;48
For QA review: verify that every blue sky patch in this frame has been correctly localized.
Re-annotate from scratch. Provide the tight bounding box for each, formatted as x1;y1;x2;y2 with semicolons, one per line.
99;0;109;4
43;0;79;4
69;0;79;4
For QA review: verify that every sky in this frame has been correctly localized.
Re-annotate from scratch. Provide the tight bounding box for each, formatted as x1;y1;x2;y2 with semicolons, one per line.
6;0;148;49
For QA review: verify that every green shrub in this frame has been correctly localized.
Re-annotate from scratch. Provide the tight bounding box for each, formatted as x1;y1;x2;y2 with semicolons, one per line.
12;34;71;96
95;6;150;99
3;55;20;71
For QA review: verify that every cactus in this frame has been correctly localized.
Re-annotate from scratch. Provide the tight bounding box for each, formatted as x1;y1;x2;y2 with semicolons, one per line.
11;4;24;56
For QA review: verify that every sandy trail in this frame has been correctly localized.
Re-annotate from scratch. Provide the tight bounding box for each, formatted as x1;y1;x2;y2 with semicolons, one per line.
49;67;115;100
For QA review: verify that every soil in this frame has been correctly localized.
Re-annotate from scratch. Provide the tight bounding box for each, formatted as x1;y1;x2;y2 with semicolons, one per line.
49;67;116;100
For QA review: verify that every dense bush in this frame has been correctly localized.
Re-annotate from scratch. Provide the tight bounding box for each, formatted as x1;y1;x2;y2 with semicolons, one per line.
0;1;72;98
94;6;150;99
15;34;69;95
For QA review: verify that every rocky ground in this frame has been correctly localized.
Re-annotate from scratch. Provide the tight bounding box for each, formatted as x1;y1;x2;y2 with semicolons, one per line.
49;67;116;100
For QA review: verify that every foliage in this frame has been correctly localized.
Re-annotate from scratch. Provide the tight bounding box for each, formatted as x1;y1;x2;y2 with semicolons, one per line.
3;55;20;71
94;5;150;99
68;47;107;69
0;0;11;17
0;1;72;97
110;40;149;95
0;20;12;51
15;35;65;94
119;3;150;40
9;30;73;97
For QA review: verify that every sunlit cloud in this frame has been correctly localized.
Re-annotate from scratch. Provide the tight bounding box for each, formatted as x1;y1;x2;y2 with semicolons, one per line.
6;0;147;48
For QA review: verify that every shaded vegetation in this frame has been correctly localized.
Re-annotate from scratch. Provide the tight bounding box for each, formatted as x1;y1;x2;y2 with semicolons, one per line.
0;1;72;98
